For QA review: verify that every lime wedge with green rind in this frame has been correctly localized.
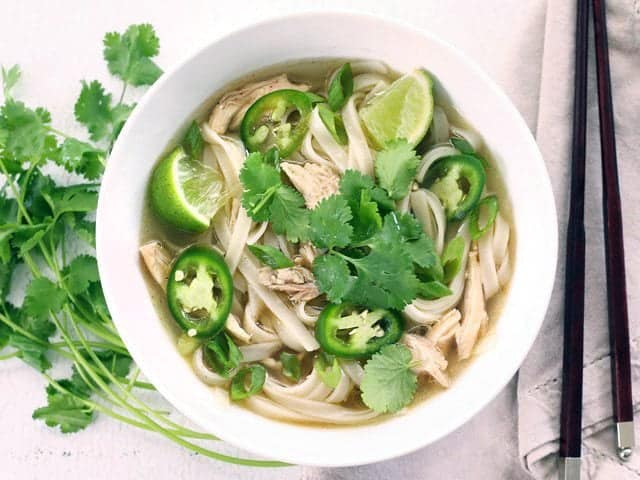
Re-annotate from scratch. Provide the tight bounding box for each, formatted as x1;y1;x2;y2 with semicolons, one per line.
359;70;434;149
149;146;227;233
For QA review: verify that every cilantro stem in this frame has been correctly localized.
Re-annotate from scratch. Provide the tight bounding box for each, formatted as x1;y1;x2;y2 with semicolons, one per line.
251;184;279;217
0;351;19;360
117;81;127;105
46;126;72;139
59;310;220;442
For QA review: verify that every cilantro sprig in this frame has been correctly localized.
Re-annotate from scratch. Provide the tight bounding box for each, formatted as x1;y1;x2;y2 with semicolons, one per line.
239;152;309;242
360;344;418;413
0;26;285;468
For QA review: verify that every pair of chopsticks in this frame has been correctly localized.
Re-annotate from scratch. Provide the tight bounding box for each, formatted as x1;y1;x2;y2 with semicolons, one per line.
559;0;635;478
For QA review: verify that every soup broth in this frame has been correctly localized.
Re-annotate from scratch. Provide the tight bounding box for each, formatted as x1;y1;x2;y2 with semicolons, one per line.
139;59;515;425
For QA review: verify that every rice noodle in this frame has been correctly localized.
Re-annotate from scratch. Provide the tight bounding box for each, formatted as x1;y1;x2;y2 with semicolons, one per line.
225;313;251;344
309;107;349;171
246;221;269;245
403;223;471;324
477;212;511;298
325;371;353;403
353;73;389;93
342;96;373;175
242;286;279;343
294;301;322;325
410;189;447;254
243;395;311;422
239;257;320;352
201;125;243;196
301;130;336;169
339;360;364;386
224;206;252;274
428;106;451;145
239;341;282;362
263;383;379;424
350;60;389;75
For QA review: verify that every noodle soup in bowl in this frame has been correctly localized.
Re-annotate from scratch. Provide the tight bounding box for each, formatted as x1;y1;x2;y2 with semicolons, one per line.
96;12;557;466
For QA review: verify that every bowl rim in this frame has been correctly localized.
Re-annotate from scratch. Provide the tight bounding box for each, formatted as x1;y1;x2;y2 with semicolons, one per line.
96;10;558;466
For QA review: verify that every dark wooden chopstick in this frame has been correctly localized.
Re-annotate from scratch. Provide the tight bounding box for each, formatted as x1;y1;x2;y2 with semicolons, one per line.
591;0;635;461
559;0;589;478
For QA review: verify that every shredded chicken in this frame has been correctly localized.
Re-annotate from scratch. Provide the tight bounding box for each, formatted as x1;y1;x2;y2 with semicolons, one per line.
455;247;489;360
281;162;340;208
427;309;461;353
139;241;172;290
258;266;320;302
208;74;310;133
402;334;450;388
294;243;317;269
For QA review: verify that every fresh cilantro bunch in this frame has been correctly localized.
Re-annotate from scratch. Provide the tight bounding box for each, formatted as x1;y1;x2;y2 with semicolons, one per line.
309;166;449;311
238;139;454;311
0;26;284;468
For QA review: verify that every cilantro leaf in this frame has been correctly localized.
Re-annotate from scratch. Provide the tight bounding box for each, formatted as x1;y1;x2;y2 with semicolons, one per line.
248;244;294;269
339;169;394;213
239;152;281;222
181;121;204;159
375;139;420;199
23;277;66;320
33;386;94;433
380;213;439;270
8;333;51;371
361;344;417;413
48;184;99;217
327;63;353;111
74;80;112;141
0;99;53;163
269;185;309;243
63;255;99;295
2;64;21;99
59;138;105;179
312;253;354;303
103;24;162;86
350;189;383;242
442;236;465;284
346;240;419;310
308;195;353;249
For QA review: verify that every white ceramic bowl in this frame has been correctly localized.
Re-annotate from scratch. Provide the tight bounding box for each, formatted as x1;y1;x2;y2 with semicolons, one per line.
96;12;557;467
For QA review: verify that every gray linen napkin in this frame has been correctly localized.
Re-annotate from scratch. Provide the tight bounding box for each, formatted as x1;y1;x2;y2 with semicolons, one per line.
517;0;640;478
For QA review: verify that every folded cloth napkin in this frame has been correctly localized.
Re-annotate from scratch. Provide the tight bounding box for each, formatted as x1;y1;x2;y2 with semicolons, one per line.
517;0;640;478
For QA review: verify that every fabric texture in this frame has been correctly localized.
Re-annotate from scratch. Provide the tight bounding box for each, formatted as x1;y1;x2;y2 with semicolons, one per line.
517;0;640;478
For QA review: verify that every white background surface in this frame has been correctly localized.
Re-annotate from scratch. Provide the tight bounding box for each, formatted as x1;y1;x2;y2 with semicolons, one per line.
0;1;547;478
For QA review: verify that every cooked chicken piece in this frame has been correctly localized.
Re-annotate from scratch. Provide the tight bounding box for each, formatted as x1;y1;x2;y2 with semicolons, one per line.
402;334;450;388
294;243;318;269
427;309;461;353
281;162;340;209
139;241;172;290
209;74;310;133
258;266;320;303
455;247;489;360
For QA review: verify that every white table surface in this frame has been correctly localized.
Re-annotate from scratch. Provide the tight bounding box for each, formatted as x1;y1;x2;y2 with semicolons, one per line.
0;1;547;478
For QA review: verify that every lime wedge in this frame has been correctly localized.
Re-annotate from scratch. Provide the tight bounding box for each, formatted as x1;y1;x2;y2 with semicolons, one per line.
359;70;434;148
149;147;227;233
